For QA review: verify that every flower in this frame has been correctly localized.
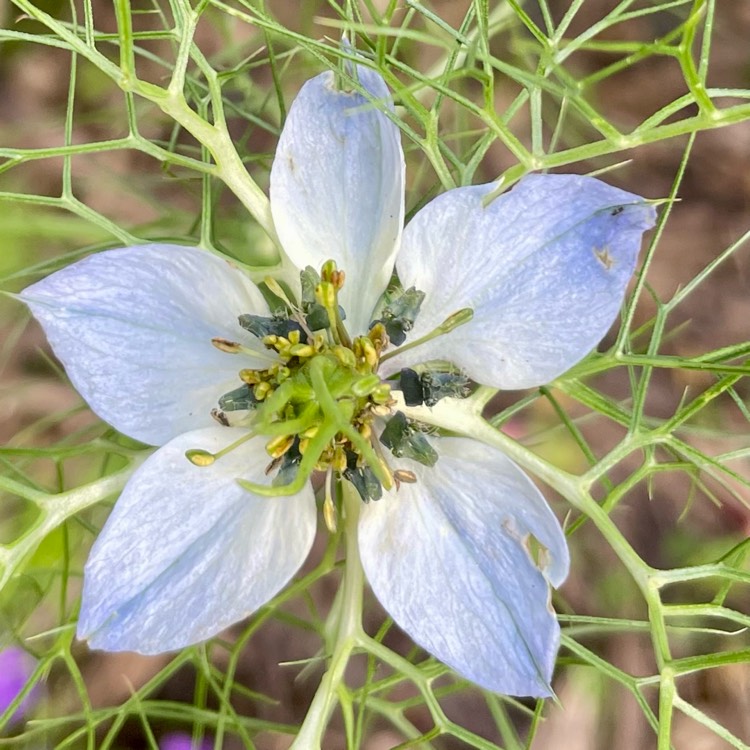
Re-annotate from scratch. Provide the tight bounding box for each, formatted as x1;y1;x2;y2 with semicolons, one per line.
0;647;38;726
159;732;212;750
21;61;655;698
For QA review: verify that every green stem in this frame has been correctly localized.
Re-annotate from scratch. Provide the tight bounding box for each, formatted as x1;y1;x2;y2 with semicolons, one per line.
289;485;364;750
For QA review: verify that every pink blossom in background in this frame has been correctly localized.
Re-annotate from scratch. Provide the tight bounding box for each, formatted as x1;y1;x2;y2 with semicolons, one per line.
0;647;38;724
159;732;212;750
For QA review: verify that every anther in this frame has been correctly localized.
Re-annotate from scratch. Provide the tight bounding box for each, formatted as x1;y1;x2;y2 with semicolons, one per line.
240;369;263;384
358;337;378;369
439;307;474;333
332;345;357;369
323;470;337;533
266;434;295;459
289;343;316;358
380;307;474;363
185;449;216;467
333;446;347;473
394;469;417;484
300;424;319;439
211;337;242;353
211;408;230;426
254;381;272;400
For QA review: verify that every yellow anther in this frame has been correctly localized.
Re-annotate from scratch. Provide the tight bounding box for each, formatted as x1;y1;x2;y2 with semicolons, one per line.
358;337;378;369
323;493;338;532
277;366;291;382
332;446;347;473
313;333;326;351
358;422;372;441
439;307;474;333
378;458;394;491
289;343;316;358
254;381;272;400
185;449;216;467
300;424;320;439
262;334;278;347
332;345;357;369
266;434;295;459
240;369;263;384
288;329;301;345
298;438;310;455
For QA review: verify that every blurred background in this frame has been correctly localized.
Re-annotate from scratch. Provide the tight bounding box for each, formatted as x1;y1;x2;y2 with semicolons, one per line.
1;1;750;748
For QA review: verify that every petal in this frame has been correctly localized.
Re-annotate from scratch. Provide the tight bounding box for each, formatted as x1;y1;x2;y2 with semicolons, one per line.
359;437;569;696
386;174;656;388
77;428;317;653
22;245;272;446
270;65;405;335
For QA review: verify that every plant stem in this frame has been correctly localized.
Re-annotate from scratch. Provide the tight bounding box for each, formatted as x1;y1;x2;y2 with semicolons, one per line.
289;484;364;749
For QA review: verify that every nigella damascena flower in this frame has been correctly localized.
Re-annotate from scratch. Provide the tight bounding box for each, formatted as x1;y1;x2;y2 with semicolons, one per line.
21;62;655;698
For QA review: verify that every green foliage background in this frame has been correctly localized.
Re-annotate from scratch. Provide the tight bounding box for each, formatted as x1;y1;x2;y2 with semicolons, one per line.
1;0;750;748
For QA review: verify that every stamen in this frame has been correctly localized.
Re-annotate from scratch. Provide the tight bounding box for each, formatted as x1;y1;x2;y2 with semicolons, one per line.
323;470;337;533
393;468;418;490
380;307;474;363
185;449;216;467
211;337;242;353
185;429;257;467
211;338;277;363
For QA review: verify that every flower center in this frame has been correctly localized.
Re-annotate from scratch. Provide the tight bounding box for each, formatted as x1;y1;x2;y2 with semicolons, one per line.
188;260;473;519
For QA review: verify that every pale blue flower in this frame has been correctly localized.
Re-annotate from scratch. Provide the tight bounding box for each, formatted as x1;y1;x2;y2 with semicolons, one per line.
21;62;655;697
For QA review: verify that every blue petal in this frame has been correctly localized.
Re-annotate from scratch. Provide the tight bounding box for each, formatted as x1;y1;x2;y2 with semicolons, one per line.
358;437;569;697
386;174;656;388
77;428;317;653
270;64;405;335
22;245;272;446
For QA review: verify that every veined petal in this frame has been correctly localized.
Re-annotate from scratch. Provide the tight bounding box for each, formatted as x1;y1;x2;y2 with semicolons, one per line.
22;245;272;446
359;437;569;696
270;65;405;335
77;428;317;653
387;174;656;388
